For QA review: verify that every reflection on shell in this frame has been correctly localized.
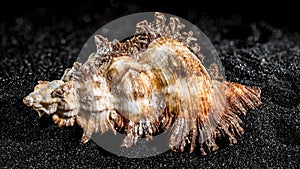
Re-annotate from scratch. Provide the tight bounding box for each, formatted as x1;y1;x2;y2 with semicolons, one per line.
23;12;262;155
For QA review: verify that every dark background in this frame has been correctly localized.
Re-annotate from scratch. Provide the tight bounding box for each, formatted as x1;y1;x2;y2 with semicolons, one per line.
1;0;299;168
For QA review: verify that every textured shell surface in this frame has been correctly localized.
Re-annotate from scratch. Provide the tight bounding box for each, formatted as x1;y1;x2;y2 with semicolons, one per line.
23;12;262;157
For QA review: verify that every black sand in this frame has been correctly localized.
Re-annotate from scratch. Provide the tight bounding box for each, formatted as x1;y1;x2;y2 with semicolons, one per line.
1;1;299;168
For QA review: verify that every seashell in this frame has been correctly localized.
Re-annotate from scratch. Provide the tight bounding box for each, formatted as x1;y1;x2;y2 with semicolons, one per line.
23;12;262;155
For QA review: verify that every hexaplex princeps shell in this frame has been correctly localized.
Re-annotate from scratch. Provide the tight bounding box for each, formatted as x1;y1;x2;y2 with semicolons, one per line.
23;12;261;155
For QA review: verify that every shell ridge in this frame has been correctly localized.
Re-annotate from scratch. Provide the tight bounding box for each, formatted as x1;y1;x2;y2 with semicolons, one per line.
196;81;262;154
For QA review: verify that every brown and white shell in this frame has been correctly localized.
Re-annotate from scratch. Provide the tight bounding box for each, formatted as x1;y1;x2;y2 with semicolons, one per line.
23;12;262;155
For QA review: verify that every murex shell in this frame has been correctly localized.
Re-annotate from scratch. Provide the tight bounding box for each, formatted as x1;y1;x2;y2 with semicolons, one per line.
23;12;262;155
